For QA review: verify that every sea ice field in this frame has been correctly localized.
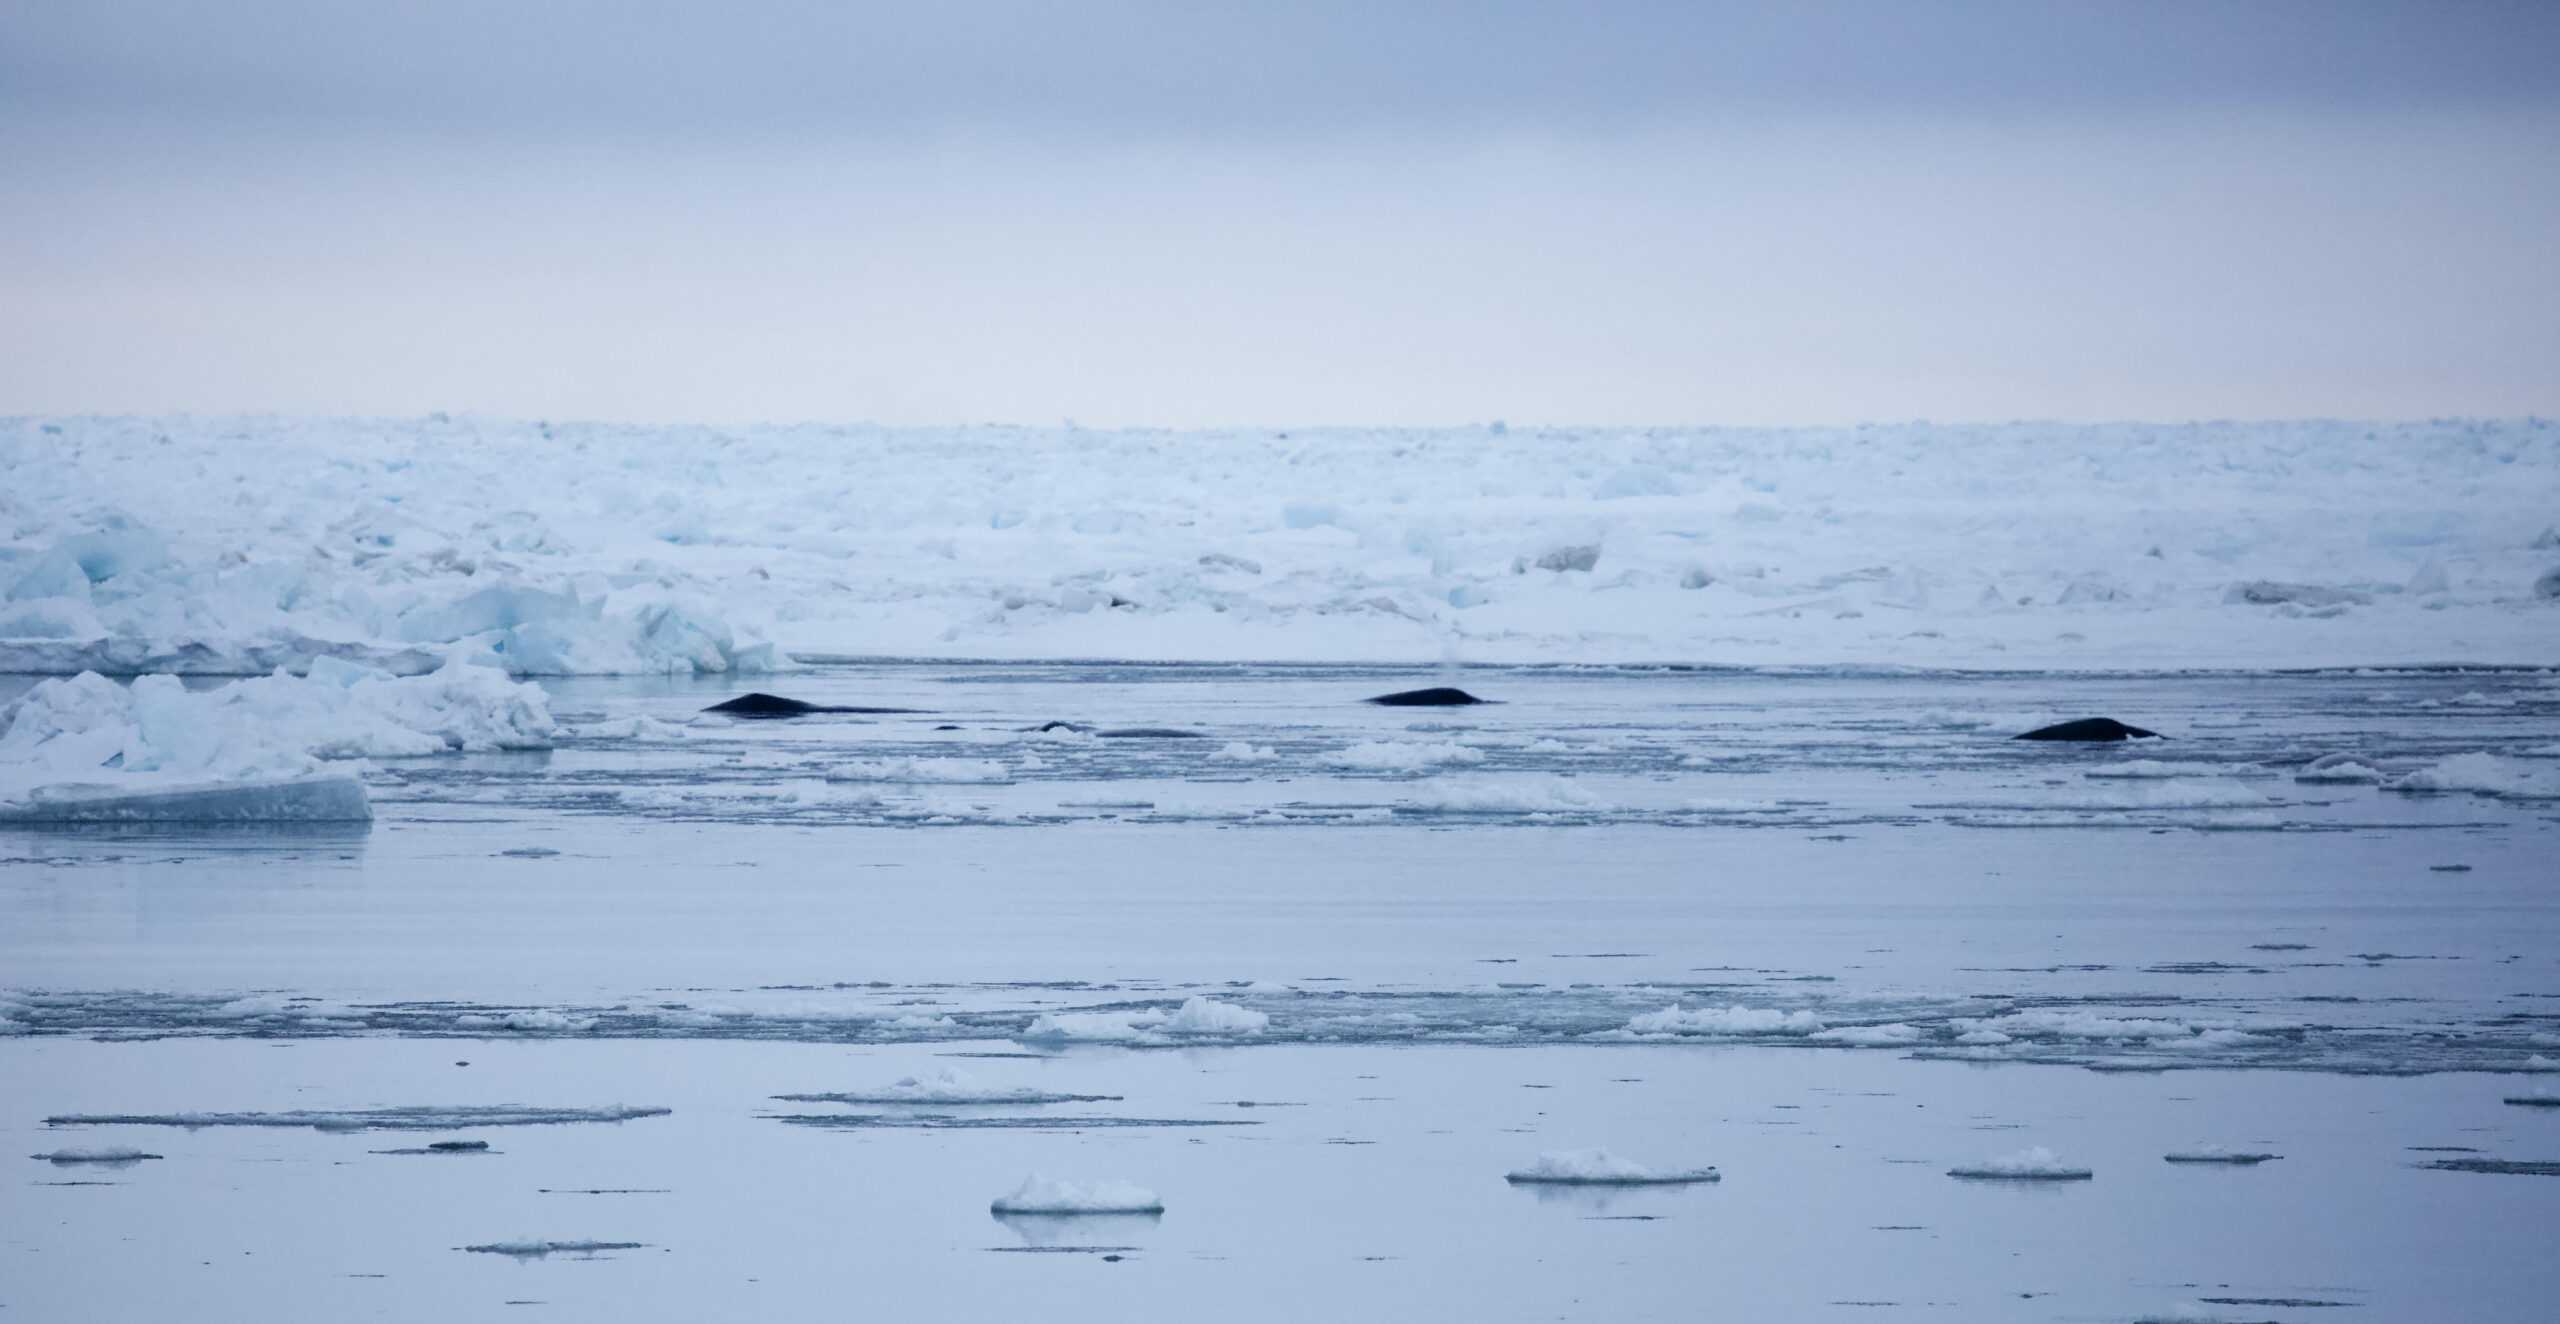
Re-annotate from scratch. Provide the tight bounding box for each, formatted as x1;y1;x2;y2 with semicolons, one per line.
5;662;2558;1322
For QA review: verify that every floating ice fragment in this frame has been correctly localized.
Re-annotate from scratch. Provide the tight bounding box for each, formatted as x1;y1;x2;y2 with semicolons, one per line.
1327;741;1486;772
826;757;1010;784
1209;741;1277;763
45;1105;669;1132
2163;1146;2281;1164
2296;753;2385;784
1947;1147;2092;1180
1160;996;1270;1035
1505;1149;1718;1185
1808;1023;1928;1046
990;1177;1164;1214
30;1147;161;1165
1625;1005;1824;1036
2388;753;2560;798
774;1067;1119;1106
464;1240;646;1258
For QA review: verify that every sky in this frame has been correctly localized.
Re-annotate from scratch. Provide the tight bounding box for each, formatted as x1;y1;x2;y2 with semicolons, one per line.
2;1;2555;427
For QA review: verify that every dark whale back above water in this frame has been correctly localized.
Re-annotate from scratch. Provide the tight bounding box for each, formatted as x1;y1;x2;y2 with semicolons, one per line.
702;693;920;717
2015;717;2164;742
1366;687;1489;707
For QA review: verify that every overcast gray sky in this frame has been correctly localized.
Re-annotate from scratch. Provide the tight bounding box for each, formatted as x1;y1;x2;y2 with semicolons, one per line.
4;1;2555;426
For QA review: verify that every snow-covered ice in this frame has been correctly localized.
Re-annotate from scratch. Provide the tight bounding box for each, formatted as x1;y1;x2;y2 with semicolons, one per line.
0;656;552;819
1622;1005;1825;1036
773;1067;1116;1106
1946;1147;2094;1179
989;1177;1165;1215
29;1147;161;1164
1504;1149;1719;1184
6;416;2555;675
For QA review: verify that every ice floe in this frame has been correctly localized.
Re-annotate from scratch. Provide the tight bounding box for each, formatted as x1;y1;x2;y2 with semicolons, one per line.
29;1147;161;1165
2387;753;2560;798
44;1105;669;1132
773;1067;1117;1106
1018;996;1270;1044
1504;1149;1718;1184
2162;1146;2281;1163
1947;1147;2092;1179
1620;1005;1825;1036
1327;740;1487;772
463;1240;647;1258
0;657;553;820
990;1177;1164;1214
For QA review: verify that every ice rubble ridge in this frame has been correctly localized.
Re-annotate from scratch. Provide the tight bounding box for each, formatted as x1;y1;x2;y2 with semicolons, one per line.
0;502;782;678
0;656;555;818
6;415;2557;672
12;989;2555;1076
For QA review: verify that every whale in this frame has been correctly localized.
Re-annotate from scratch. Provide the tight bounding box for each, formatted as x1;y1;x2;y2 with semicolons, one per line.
703;693;921;717
2014;718;2164;741
1366;687;1489;706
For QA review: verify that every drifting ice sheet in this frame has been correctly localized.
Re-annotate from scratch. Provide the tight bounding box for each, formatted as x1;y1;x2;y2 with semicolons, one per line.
1505;1149;1719;1184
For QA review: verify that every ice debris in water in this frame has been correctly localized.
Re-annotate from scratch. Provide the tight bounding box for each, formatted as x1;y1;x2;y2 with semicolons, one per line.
0;655;553;819
2506;1084;2560;1107
990;1177;1164;1215
774;1066;1118;1106
572;715;689;741
1209;741;1277;763
1505;1149;1719;1185
1019;996;1269;1043
825;757;1011;784
1622;1005;1825;1036
44;1105;670;1132
2163;1146;2281;1163
1947;1147;2093;1180
2296;752;2387;784
30;1147;161;1165
1326;740;1487;772
2084;760;2241;779
2387;753;2560;798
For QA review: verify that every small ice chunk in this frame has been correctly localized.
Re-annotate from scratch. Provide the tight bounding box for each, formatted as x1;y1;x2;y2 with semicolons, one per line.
1505;1149;1718;1185
990;1176;1164;1214
1808;1022;1927;1046
1209;741;1277;763
2296;753;2385;784
2163;1146;2281;1163
1159;996;1270;1035
774;1067;1119;1106
1327;741;1487;772
44;1104;669;1132
30;1147;162;1165
1947;1147;2092;1180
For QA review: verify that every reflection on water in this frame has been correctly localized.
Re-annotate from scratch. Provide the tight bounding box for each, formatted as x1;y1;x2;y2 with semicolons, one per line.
991;1210;1162;1250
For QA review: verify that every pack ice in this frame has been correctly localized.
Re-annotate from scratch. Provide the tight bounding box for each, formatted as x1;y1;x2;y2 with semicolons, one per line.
5;415;2554;674
0;656;553;821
